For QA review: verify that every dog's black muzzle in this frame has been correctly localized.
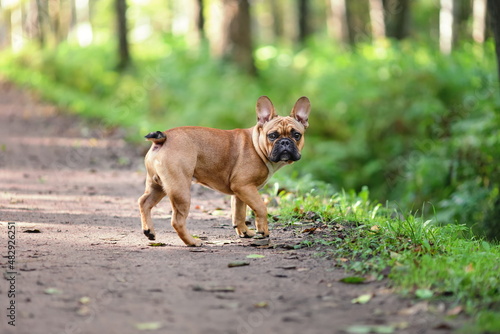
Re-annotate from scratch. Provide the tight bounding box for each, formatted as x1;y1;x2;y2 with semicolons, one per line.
269;138;301;162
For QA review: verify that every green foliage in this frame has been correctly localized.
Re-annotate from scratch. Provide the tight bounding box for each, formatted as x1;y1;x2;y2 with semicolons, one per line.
0;38;499;239
270;186;500;332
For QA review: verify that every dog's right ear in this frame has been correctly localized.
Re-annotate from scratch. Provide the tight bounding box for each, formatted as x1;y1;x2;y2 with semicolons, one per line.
256;96;276;127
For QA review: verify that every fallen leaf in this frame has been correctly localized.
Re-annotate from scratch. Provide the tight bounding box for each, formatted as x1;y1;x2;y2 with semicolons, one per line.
250;239;270;247
446;305;463;316
148;242;166;247
192;285;235;292
345;325;371;334
189;248;206;252
44;288;63;295
134;322;163;330
345;325;395;334
206;240;235;245
254;301;268;308
415;289;433;299
398;301;429;316
351;293;373;304
246;254;265;259
340;276;366;284
24;229;41;233
273;273;288;278
79;296;91;304
210;209;227;216
301;227;317;234
228;261;250;268
277;265;297;270
434;323;454;330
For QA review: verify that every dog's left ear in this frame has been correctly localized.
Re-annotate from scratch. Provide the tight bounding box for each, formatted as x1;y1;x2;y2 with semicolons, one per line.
256;96;277;127
290;96;311;128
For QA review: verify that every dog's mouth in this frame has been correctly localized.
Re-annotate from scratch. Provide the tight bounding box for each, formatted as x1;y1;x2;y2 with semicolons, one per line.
269;138;301;163
279;152;291;161
269;150;301;163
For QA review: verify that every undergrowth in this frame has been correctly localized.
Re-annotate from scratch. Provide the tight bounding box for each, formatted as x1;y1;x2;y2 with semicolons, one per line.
265;182;500;333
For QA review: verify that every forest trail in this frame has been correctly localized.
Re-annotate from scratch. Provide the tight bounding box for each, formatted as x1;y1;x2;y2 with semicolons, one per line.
0;82;453;334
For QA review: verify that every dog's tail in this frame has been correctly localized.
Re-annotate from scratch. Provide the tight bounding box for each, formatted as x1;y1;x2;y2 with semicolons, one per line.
145;131;166;145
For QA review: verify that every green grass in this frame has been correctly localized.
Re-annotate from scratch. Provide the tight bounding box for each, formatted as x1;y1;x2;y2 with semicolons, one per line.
264;181;500;332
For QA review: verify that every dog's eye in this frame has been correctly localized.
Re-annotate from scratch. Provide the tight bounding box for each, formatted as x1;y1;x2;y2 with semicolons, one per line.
268;132;279;141
293;132;302;141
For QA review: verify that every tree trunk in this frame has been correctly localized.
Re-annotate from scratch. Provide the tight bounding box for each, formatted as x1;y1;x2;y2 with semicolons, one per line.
473;0;487;43
440;0;454;54
384;0;410;40
35;0;46;48
488;0;500;81
270;0;284;41
0;4;11;49
220;0;256;76
115;0;131;71
369;0;386;41
196;0;205;39
297;0;309;43
328;0;350;45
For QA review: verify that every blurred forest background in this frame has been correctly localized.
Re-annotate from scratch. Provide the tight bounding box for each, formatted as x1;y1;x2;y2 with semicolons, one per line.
0;0;499;239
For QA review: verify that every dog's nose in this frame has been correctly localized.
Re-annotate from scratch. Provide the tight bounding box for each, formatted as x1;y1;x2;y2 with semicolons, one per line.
278;138;293;147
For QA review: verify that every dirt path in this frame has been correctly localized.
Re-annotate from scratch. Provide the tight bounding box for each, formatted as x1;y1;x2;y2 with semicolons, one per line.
0;82;454;334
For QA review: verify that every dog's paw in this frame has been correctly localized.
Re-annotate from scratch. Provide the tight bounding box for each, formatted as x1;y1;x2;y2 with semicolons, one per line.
187;239;203;247
234;226;256;238
143;229;156;240
253;231;269;239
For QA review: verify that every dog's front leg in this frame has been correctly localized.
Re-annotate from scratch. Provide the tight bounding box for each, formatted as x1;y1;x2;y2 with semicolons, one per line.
232;186;269;238
231;195;256;238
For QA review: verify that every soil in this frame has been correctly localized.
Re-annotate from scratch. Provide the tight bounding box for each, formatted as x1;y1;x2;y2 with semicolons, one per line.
0;82;459;334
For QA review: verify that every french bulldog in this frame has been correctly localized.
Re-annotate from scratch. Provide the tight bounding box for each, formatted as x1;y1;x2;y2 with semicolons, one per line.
138;96;311;246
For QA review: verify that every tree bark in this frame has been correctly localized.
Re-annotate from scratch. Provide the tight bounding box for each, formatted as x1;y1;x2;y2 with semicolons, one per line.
0;4;11;49
297;0;310;43
473;0;487;42
384;0;410;40
220;0;256;76
328;0;350;45
35;0;46;48
488;0;500;81
115;0;131;71
196;0;205;39
439;0;454;54
270;0;284;41
369;0;386;41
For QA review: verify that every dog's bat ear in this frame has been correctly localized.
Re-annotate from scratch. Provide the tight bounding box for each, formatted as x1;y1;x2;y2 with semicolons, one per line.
290;96;311;129
145;131;166;144
256;96;276;127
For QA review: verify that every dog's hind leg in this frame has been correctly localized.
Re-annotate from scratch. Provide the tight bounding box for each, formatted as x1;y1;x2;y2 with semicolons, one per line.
138;175;166;240
163;179;202;247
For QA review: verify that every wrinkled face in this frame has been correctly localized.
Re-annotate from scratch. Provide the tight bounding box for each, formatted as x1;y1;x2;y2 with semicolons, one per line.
260;116;305;164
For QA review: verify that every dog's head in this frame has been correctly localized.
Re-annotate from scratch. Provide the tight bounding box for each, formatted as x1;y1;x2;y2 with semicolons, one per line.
254;96;311;164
